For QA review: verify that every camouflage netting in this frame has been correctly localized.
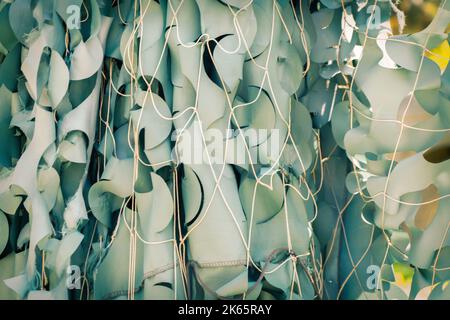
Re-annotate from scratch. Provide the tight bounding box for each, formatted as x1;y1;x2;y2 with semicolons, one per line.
0;0;448;300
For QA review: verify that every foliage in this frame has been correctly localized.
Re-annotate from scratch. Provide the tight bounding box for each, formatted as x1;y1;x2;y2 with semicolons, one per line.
0;0;448;300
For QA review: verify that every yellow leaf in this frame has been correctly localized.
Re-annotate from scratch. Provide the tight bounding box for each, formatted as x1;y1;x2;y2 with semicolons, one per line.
426;40;450;71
